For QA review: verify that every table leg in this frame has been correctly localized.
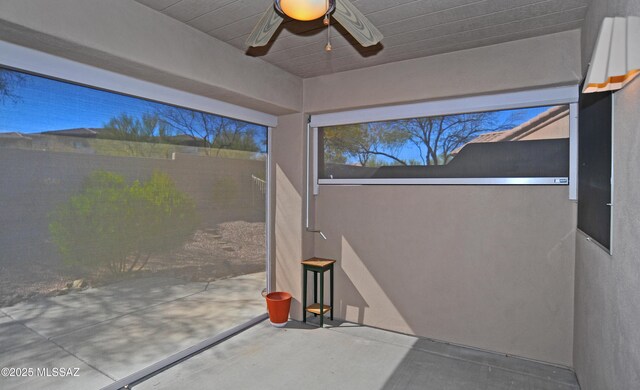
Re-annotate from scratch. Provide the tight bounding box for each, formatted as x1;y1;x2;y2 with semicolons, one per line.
330;265;334;321
302;268;307;323
319;270;324;327
313;271;318;317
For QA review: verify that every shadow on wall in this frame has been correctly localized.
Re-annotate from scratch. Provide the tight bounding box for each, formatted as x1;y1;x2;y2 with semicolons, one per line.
273;161;380;325
340;236;405;329
274;164;304;319
307;232;411;333
312;185;576;366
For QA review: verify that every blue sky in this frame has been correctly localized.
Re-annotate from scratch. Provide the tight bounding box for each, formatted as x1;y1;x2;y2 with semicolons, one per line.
365;105;554;164
0;71;159;133
0;69;267;149
1;68;551;163
1;68;548;134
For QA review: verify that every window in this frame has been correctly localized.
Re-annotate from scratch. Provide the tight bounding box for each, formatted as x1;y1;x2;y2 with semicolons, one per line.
310;87;579;186
0;66;269;385
318;104;571;184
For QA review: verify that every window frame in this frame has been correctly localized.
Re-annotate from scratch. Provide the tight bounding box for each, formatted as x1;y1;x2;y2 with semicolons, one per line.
0;40;276;390
310;86;579;198
0;40;277;128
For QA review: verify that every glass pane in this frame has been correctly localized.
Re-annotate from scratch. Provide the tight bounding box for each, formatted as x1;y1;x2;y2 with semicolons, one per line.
0;67;267;387
319;105;569;179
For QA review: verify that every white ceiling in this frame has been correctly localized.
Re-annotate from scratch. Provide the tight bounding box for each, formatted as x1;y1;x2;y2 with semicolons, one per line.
135;0;588;78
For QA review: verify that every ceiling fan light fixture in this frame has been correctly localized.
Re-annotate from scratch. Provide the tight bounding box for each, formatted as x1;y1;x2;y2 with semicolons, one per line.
275;0;335;21
247;0;382;49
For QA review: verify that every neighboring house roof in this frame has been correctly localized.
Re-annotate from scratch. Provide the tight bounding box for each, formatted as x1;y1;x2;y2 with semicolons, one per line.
41;129;201;144
452;106;569;156
40;128;104;138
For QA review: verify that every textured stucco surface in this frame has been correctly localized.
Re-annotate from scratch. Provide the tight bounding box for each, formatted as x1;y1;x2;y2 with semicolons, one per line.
573;79;640;389
284;33;584;365
314;185;576;366
272;113;314;320
573;1;640;388
303;30;582;113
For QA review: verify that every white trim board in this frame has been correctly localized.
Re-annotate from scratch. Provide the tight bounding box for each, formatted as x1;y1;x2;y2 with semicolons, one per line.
0;40;278;127
266;127;274;293
569;103;579;201
318;178;568;185
309;85;579;128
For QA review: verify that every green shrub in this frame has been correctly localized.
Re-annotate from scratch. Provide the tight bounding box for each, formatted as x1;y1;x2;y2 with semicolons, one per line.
49;170;198;274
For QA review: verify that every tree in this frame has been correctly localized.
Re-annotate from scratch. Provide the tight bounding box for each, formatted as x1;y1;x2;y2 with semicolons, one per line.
0;69;25;104
96;113;175;157
49;170;198;275
394;112;513;165
323;112;517;168
101;113;170;143
322;122;408;166
156;106;261;155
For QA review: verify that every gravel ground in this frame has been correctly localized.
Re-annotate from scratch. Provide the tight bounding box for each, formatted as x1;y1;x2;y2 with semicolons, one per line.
149;221;266;281
0;221;266;308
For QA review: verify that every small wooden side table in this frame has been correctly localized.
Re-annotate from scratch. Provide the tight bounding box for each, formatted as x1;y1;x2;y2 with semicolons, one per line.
301;258;336;327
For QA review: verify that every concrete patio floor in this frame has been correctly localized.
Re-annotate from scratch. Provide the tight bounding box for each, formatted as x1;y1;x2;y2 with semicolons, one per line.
137;318;580;390
0;272;266;390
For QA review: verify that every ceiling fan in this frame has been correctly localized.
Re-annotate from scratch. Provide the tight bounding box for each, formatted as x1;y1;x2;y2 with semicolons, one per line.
246;0;383;49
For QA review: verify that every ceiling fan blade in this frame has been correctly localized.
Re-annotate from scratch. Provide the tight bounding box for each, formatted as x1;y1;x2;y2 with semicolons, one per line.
246;6;284;48
333;0;383;47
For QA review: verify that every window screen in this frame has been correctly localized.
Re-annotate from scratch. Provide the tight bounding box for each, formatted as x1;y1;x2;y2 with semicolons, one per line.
318;105;570;182
577;89;612;250
0;67;268;384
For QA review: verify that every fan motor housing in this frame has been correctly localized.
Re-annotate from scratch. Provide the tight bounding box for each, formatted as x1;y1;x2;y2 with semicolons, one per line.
275;0;336;21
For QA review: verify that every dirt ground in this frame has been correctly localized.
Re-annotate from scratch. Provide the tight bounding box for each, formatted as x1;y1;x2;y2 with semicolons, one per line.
0;221;266;308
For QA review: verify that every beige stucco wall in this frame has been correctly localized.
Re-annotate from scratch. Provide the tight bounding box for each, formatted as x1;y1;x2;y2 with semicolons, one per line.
0;0;302;115
519;114;569;141
315;186;576;365
272;114;314;320
289;31;583;366
574;0;640;386
0;0;591;368
303;30;581;113
574;78;640;390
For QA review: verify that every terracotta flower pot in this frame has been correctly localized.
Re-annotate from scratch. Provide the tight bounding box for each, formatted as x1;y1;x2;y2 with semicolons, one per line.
265;291;292;327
